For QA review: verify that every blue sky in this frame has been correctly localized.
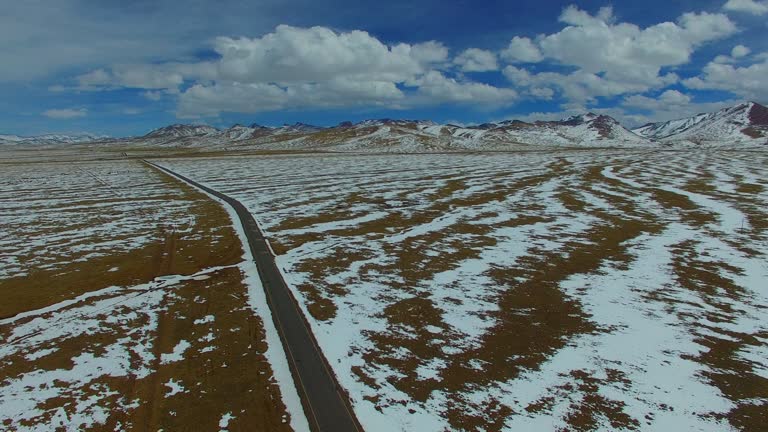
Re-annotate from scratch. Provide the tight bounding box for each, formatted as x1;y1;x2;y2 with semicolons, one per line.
1;0;767;137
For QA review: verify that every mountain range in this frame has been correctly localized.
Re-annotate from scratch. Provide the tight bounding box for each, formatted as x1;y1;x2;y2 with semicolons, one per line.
0;133;111;146
632;102;768;146
3;102;766;152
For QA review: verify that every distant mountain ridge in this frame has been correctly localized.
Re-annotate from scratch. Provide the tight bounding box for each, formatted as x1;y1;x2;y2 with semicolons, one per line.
633;102;768;146
138;111;650;151
4;102;766;151
144;124;219;138
0;133;111;146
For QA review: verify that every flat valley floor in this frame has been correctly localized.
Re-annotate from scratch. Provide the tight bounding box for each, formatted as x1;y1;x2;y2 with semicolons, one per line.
1;149;766;431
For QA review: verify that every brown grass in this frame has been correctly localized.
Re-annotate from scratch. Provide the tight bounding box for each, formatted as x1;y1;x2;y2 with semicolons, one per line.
330;164;662;430
0;160;293;430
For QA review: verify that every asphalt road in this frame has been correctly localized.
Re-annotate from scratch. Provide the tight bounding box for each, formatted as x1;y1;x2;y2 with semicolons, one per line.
145;160;362;432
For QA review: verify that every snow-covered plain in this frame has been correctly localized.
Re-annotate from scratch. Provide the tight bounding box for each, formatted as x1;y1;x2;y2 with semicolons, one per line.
0;161;195;279
161;150;768;432
0;160;303;431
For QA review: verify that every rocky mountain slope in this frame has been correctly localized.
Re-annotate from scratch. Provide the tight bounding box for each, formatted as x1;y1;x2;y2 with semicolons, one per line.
0;133;110;146
136;112;651;152
633;102;768;147
5;102;766;152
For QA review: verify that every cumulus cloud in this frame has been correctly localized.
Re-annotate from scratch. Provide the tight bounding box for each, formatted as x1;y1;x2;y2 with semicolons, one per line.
410;71;517;105
530;87;555;100
178;79;406;118
713;45;752;64
45;5;747;120
0;0;289;82
684;57;768;100
500;37;543;63
453;48;498;72
76;63;214;91
63;24;517;117
723;0;768;15
501;6;737;103
538;8;736;87
174;25;514;116
43;108;87;119
212;25;428;84
623;90;693;110
407;41;450;66
621;90;742;126
731;44;751;58
559;5;617;26
503;65;676;103
142;91;165;101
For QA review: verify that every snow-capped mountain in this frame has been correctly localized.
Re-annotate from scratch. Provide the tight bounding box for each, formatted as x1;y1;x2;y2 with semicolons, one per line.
0;133;109;146
633;102;768;147
132;113;650;152
472;113;650;148
144;124;219;138
0;135;25;143
273;122;325;134
11;102;764;152
140;122;324;148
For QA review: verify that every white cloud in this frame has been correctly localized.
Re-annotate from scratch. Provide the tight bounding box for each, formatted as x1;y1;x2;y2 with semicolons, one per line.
712;45;752;64
173;25;515;117
0;0;287;82
76;63;214;91
620;91;742;126
623;90;692;110
684;57;768;100
42;108;87;119
530;87;555;100
77;69;113;88
41;6;747;120
731;44;751;58
213;25;424;84
178;79;406;118
453;48;498;72
500;37;543;63
713;55;734;64
411;71;517;105
723;0;768;15
538;8;736;88
409;41;450;65
559;5;617;27
74;26;441;94
503;65;676;103
58;24;514;117
500;6;737;103
502;65;534;86
142;91;164;101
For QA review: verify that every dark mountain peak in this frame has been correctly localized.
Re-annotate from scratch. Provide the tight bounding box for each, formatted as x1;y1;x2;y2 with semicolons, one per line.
281;122;323;132
747;101;768;125
632;101;768;142
145;124;218;138
557;113;595;126
357;118;422;127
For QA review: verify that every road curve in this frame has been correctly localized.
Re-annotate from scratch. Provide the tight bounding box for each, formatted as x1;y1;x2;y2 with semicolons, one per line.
145;160;362;432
